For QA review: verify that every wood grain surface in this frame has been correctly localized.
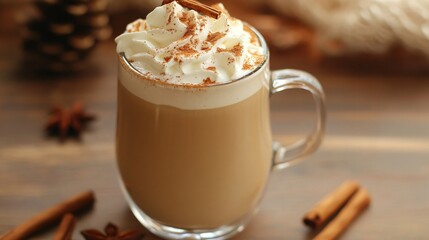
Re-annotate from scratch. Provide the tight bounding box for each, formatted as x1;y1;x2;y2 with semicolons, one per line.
1;1;429;239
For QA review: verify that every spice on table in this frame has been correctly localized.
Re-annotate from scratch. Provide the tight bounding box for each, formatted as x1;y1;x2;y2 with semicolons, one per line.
162;0;222;19
53;214;76;240
313;188;371;240
303;180;360;228
81;222;145;240
0;191;95;240
46;102;96;141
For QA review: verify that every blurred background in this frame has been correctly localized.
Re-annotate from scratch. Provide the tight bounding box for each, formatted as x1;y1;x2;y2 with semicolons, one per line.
2;0;429;74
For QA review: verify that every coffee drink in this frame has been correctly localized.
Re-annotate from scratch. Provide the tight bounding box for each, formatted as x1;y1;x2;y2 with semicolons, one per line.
117;55;272;228
115;1;272;229
115;1;326;239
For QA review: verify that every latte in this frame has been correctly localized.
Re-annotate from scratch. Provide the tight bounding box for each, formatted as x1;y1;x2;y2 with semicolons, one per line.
116;0;271;231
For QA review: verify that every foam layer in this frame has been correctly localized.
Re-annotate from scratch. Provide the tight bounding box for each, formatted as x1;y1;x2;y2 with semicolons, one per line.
119;56;270;110
115;2;264;85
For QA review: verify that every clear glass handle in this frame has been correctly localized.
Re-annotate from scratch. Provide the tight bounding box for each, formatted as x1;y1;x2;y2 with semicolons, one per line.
271;69;326;170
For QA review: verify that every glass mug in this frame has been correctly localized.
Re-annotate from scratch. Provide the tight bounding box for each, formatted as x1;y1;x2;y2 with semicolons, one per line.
116;26;326;240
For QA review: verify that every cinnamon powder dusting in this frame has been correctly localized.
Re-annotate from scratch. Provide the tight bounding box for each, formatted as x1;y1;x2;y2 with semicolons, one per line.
217;44;243;57
244;25;259;45
202;77;216;85
206;32;225;44
206;66;216;72
177;44;198;56
230;44;243;57
253;54;264;66
120;2;266;85
127;20;143;32
243;54;265;70
242;61;252;70
173;56;183;63
167;12;174;25
179;12;196;38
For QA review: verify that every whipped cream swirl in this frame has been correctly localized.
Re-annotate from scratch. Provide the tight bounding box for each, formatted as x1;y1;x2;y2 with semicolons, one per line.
115;2;264;85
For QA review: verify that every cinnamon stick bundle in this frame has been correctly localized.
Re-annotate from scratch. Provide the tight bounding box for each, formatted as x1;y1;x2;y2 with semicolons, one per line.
313;188;371;240
1;191;94;240
303;181;360;228
53;214;76;240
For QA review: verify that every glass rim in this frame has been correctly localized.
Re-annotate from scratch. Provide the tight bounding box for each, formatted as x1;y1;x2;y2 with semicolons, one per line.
119;23;269;89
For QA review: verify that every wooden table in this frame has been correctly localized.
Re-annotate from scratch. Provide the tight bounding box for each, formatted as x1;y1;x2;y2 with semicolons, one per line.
1;1;429;239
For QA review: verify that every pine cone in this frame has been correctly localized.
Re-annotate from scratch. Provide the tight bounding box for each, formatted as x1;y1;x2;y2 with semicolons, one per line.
23;0;112;73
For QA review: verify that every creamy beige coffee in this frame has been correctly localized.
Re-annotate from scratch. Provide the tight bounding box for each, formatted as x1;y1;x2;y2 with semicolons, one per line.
116;68;272;228
116;1;271;230
115;2;326;238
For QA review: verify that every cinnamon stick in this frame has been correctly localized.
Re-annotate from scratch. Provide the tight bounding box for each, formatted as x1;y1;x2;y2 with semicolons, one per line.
303;181;360;228
1;191;95;240
53;214;76;240
162;0;222;19
313;188;371;240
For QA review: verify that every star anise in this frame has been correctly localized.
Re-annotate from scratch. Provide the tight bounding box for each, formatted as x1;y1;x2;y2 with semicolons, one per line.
81;222;144;240
45;102;96;140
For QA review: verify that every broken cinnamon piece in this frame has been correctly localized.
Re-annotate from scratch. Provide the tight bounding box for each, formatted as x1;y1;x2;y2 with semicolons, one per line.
162;0;221;19
1;191;95;240
303;181;360;228
53;214;76;240
313;188;371;240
